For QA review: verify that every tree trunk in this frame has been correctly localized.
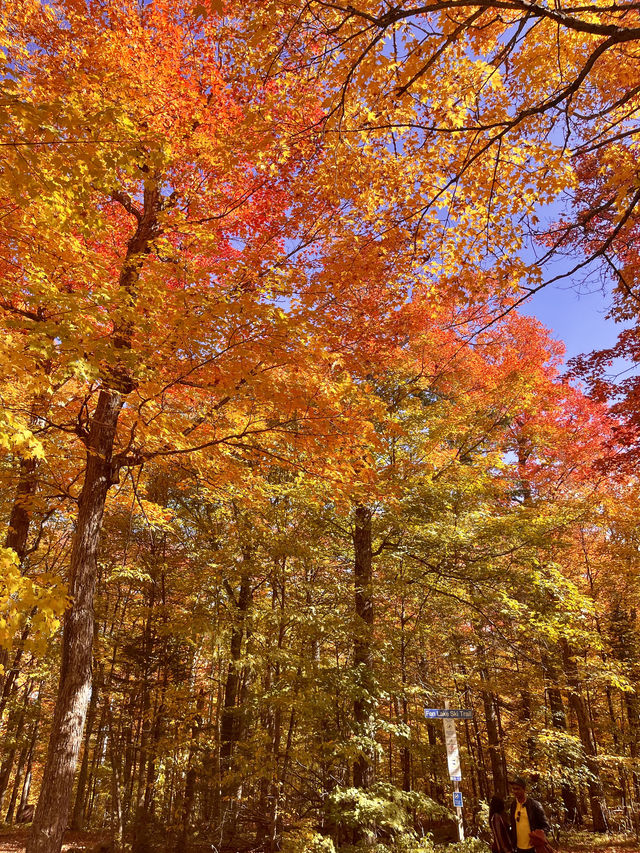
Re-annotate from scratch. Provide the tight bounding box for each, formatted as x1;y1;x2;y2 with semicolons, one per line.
352;504;375;848
560;639;608;832
0;621;34;722
469;702;488;801
218;571;252;847
427;722;445;801
107;704;124;850
353;505;375;791
85;703;108;827
400;604;411;793
27;388;123;853
542;654;579;824
609;603;640;801
625;691;640;801
71;672;100;830
176;689;205;852
0;693;28;808
479;663;507;798
462;717;480;802
17;702;41;823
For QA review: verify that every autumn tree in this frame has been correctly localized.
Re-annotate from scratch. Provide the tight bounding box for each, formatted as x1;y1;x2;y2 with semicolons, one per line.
1;1;421;850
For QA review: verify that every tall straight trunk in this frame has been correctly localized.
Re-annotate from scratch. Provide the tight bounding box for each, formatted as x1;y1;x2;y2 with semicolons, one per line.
521;690;536;768
0;620;34;722
218;571;252;846
85;703;109;827
0;691;28;808
17;703;40;823
542;654;579;824
71;669;100;830
122;697;136;826
462;717;480;802
107;705;124;850
400;603;411;793
625;691;640;800
266;567;289;853
353;505;374;792
132;581;156;853
143;693;166;819
141;569;169;829
560;639;608;832
352;504;375;848
6;739;30;824
278;707;296;842
426;723;445;801
609;604;640;800
256;564;287;853
483;689;507;797
479;662;507;798
26;388;123;853
469;700;488;800
176;689;205;852
457;683;483;801
265;702;282;853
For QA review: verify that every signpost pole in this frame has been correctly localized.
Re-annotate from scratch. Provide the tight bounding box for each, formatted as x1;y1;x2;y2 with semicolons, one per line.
444;700;464;843
422;702;472;843
453;779;464;842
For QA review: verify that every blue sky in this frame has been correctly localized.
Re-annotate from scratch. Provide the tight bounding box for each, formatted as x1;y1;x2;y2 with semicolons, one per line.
523;282;619;364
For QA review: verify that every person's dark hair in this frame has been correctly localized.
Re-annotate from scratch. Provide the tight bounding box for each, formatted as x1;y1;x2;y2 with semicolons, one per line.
489;795;505;817
511;776;527;788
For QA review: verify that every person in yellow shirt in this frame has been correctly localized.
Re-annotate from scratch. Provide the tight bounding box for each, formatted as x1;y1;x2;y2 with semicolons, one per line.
509;776;551;853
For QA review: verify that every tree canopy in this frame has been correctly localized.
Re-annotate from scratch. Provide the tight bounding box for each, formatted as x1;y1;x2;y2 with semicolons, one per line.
0;1;639;852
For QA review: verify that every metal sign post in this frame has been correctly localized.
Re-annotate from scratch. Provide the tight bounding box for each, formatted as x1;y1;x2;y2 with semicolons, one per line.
424;702;472;842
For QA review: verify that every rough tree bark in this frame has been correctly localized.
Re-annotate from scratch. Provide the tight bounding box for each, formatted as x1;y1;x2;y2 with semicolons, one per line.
541;653;579;824
353;504;375;790
175;688;205;852
479;663;507;798
0;692;28;809
560;639;608;832
217;568;252;847
26;388;124;853
70;673;100;831
16;700;41;824
352;504;376;848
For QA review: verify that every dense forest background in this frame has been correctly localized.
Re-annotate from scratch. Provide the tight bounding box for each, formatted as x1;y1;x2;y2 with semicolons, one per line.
1;0;640;852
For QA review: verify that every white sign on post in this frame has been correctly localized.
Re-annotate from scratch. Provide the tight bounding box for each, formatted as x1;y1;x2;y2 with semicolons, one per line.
424;702;470;842
443;717;461;782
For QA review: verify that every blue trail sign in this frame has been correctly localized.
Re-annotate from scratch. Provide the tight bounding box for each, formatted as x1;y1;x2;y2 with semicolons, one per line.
424;708;473;720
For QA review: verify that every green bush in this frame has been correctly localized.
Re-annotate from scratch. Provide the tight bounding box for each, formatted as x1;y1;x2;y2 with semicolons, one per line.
327;783;448;852
281;826;337;853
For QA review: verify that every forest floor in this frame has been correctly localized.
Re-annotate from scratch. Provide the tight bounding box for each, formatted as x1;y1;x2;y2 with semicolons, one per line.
561;846;640;852
0;829;110;851
559;831;640;852
1;830;639;852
